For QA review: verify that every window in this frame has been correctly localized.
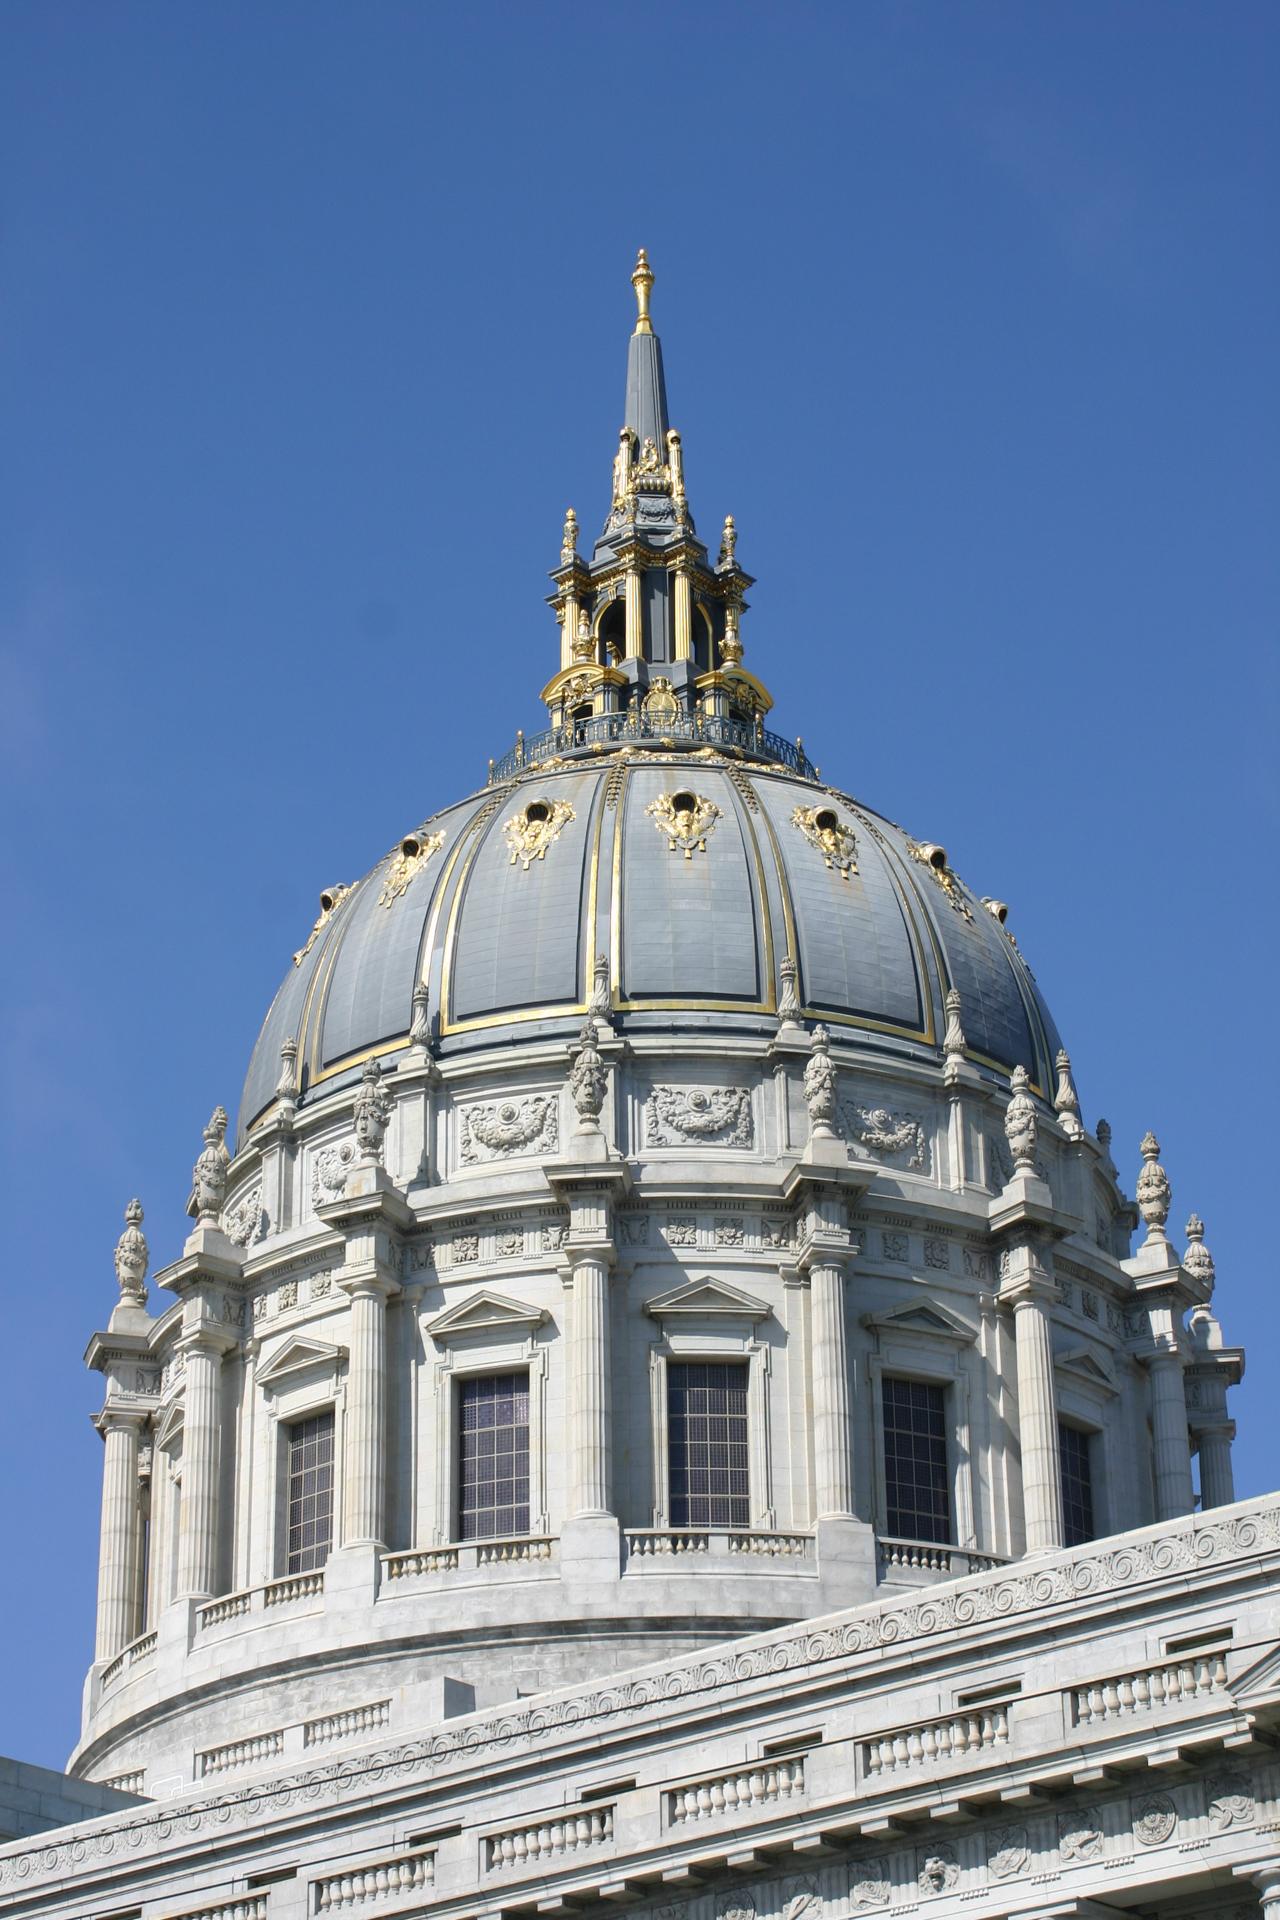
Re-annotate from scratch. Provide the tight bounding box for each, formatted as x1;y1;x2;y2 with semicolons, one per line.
458;1373;530;1540
882;1377;950;1543
667;1360;750;1528
1058;1421;1095;1546
286;1411;334;1573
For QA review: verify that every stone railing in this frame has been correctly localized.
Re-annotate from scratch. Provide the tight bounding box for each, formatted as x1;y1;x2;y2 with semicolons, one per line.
170;1899;268;1920
862;1706;1010;1779
196;1589;252;1630
485;1806;614;1872
1071;1653;1229;1728
191;1572;325;1642
313;1847;435;1912
196;1729;285;1778
382;1538;557;1582
626;1528;815;1564
877;1537;1009;1577
100;1628;158;1694
263;1569;325;1608
100;1768;147;1795
304;1699;391;1748
668;1757;805;1827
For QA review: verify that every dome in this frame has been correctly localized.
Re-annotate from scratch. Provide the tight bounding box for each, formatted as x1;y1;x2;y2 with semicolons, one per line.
240;758;1062;1146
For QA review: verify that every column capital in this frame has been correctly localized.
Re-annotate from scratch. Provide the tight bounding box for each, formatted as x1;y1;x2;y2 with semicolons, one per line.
336;1269;400;1304
93;1404;150;1439
176;1324;238;1361
797;1241;852;1278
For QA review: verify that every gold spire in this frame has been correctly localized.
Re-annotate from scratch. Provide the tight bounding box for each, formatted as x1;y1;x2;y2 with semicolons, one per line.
631;248;654;334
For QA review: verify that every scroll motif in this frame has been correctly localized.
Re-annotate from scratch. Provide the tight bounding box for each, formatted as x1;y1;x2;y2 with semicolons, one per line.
460;1096;559;1165
646;790;722;859
987;1824;1028;1879
1207;1773;1254;1830
845;1102;928;1171
792;804;858;879
504;798;575;869
848;1861;890;1911
221;1184;269;1250
1058;1807;1102;1860
379;830;444;908
646;1085;753;1149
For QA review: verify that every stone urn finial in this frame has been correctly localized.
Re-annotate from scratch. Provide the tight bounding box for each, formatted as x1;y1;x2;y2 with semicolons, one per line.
802;1024;839;1141
1136;1130;1171;1244
187;1106;230;1224
1053;1048;1083;1139
943;987;967;1062
114;1198;149;1306
588;951;612;1023
277;1034;298;1102
409;980;431;1049
1004;1066;1038;1173
777;953;802;1028
1182;1211;1215;1292
560;505;578;563
569;1018;608;1131
353;1059;394;1165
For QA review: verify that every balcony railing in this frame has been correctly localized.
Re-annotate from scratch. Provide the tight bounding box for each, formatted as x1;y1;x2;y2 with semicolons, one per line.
487;711;818;784
877;1537;1011;1577
625;1527;815;1564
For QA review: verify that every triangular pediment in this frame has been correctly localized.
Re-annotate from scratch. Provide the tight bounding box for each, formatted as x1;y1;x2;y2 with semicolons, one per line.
426;1290;547;1342
154;1397;184;1451
257;1336;346;1388
861;1301;975;1345
1230;1639;1280;1707
645;1277;771;1322
1054;1346;1116;1392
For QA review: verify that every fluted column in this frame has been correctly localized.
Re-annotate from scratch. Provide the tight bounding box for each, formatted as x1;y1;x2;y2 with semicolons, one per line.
570;1253;612;1517
94;1409;145;1662
342;1277;393;1546
176;1333;225;1598
1011;1290;1064;1554
1149;1350;1195;1519
808;1256;854;1519
1198;1423;1237;1510
625;566;642;659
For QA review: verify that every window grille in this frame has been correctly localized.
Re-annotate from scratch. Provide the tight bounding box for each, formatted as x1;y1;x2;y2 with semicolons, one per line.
286;1411;334;1573
667;1360;750;1528
458;1373;530;1540
882;1376;951;1543
1058;1421;1095;1546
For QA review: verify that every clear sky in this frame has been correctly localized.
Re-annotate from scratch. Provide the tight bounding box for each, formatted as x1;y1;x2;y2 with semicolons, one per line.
1;2;1276;1769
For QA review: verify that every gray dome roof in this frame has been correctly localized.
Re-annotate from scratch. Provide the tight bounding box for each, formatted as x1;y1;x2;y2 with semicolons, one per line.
238;753;1062;1144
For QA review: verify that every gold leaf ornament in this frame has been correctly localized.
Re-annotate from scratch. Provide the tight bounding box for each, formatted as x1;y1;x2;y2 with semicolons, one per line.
503;797;576;870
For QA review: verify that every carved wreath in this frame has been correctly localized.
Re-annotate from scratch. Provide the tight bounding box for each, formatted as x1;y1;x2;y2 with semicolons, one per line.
646;1085;753;1149
845;1102;928;1171
461;1096;559;1164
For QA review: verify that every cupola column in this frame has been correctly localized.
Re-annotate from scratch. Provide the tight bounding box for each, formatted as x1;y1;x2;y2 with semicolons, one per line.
176;1331;229;1598
1148;1348;1195;1520
806;1253;855;1519
94;1408;147;1662
340;1275;396;1546
673;565;693;663
569;1248;613;1518
998;1249;1065;1555
1197;1422;1237;1509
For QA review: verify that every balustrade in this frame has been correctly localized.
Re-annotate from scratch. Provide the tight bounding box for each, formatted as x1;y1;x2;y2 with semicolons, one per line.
263;1569;324;1608
314;1848;435;1912
304;1699;391;1748
99;1628;158;1694
1072;1653;1227;1727
485;1806;613;1872
626;1528;814;1563
196;1729;284;1777
487;711;818;784
668;1757;805;1826
877;1537;1010;1576
862;1705;1009;1778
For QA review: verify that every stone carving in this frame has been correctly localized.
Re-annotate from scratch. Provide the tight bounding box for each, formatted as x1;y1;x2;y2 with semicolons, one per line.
715;1217;745;1247
504;798;576;870
113;1199;149;1305
718;513;737;566
221;1184;268;1250
461;1096;559;1164
777;953;802;1025
409;982;430;1049
987;1824;1028;1879
848;1860;890;1910
646;790;722;859
882;1231;909;1263
251;1292;268;1323
353;1061;393;1165
942;987;966;1061
278;1035;299;1100
496;1229;523;1259
569;1020;608;1131
379;829;444;907
905;837;973;919
1183;1213;1216;1290
453;1234;479;1264
987;1128;1014;1189
618;1213;649;1246
277;1279;298;1312
782;1877;818;1920
1136;1131;1171;1242
916;1843;959;1893
642;676;681;719
1082;1289;1100;1321
924;1236;950;1271
1096;1116;1113;1155
762;1218;791;1249
792;804;858;879
560;505;578;561
187;1107;231;1225
1054;1048;1083;1139
1058;1807;1103;1860
666;1218;698;1247
647;1085;753;1149
293;884;350;966
1004;1066;1038;1173
803;1025;839;1140
845;1102;927;1171
1207;1773;1254;1830
963;1246;990;1280
588;951;612;1022
311;1271;333;1299
541;1220;568;1252
1132;1790;1177;1846
717;1900;754;1920
312;1139;357;1206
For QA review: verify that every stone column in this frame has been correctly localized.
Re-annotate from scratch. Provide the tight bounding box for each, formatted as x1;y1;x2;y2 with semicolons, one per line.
1198;1423;1237;1509
808;1256;854;1519
625;566;642;659
1236;1867;1280;1917
1149;1350;1195;1519
342;1278;393;1546
673;568;692;662
1011;1288;1064;1555
176;1334;225;1599
94;1409;145;1662
569;1253;613;1517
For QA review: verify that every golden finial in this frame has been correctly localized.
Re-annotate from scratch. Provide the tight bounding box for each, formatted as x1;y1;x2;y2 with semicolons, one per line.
631;248;654;334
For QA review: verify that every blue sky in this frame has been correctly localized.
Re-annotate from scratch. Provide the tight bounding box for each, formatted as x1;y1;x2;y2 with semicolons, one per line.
1;2;1276;1767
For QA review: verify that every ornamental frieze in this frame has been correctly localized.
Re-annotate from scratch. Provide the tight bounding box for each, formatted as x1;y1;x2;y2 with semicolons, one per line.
460;1095;559;1165
646;1084;753;1149
844;1102;928;1172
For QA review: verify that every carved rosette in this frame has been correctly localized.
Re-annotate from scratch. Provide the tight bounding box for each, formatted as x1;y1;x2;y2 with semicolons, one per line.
646;1085;753;1149
646;790;722;859
1132;1791;1177;1846
792;804;858;879
460;1096;559;1165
